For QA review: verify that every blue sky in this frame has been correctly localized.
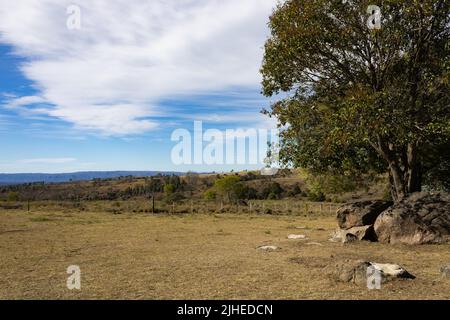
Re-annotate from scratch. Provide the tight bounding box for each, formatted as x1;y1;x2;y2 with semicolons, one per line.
0;0;278;173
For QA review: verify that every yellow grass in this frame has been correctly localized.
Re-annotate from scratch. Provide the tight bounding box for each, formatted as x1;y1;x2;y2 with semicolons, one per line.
0;208;449;299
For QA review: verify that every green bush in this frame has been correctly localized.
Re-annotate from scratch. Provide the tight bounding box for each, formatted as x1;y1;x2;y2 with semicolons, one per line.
306;178;326;202
267;192;278;200
203;189;217;200
163;183;175;196
7;192;19;202
213;176;243;203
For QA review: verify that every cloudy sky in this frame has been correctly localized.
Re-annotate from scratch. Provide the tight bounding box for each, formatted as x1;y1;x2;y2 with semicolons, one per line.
0;0;278;173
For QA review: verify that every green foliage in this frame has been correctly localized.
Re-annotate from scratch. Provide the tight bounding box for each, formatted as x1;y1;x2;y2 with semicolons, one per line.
7;192;19;202
421;141;450;191
203;189;217;201
306;181;326;202
267;192;278;200
163;183;175;196
261;0;449;200
213;176;247;203
261;182;284;200
306;173;359;195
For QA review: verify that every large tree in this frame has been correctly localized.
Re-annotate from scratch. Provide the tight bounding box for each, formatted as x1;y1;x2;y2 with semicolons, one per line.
261;0;449;201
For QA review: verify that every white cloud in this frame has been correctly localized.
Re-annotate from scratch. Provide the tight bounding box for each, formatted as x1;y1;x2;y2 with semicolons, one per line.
18;157;77;164
0;0;276;136
4;95;47;108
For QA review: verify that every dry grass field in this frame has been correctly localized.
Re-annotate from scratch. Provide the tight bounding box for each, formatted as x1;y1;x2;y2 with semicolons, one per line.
0;206;449;300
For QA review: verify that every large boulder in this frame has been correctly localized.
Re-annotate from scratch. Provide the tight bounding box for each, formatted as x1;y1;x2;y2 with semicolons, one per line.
374;192;450;245
337;200;393;230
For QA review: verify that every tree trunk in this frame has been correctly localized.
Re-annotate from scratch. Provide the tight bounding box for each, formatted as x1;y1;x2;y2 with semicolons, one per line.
406;143;422;194
388;147;422;202
389;163;406;202
374;137;422;203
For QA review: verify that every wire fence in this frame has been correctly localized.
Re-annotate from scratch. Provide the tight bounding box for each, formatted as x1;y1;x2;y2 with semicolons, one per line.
166;199;342;215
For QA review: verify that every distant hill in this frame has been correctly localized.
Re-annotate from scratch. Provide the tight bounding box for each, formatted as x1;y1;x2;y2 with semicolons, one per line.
0;171;185;185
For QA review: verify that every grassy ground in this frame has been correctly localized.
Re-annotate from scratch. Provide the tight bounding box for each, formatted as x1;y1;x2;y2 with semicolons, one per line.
0;207;449;299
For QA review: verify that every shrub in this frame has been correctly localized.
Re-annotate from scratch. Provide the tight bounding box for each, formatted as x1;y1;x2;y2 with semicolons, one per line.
163;183;175;196
203;189;217;200
267;192;278;200
213;176;243;203
164;192;185;203
307;182;326;201
7;192;19;202
261;182;284;199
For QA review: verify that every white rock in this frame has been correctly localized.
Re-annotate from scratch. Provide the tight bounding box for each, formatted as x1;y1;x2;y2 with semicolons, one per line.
257;245;279;251
288;234;307;240
370;263;408;277
306;242;323;246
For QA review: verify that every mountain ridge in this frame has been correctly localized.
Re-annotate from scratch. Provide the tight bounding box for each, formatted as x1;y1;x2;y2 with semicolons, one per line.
0;171;187;185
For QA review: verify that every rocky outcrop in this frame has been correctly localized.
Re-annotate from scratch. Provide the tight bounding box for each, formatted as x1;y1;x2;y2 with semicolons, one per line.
333;192;449;245
374;192;450;245
337;200;392;230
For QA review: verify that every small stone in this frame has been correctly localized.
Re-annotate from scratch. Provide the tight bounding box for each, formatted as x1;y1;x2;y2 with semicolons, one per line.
257;245;279;251
288;234;307;240
306;242;323;246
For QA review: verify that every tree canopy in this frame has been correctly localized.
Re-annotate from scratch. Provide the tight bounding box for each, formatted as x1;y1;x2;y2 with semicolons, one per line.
261;0;449;201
